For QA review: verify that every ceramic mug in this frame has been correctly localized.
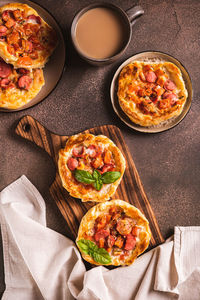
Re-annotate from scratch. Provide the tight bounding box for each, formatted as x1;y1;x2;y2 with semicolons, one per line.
71;3;144;66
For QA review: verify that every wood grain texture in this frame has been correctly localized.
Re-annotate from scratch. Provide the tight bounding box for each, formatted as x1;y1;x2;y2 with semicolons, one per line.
15;115;164;247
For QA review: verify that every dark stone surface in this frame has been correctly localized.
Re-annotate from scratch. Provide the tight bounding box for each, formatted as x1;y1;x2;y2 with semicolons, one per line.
0;0;200;296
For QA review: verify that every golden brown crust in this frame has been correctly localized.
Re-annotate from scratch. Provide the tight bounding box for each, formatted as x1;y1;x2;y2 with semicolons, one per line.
58;133;126;202
0;3;57;68
76;200;151;266
0;66;44;109
118;61;188;127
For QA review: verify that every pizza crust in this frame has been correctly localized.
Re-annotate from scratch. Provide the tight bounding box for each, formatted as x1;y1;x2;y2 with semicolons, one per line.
76;200;151;266
118;61;188;127
58;133;126;202
0;3;57;68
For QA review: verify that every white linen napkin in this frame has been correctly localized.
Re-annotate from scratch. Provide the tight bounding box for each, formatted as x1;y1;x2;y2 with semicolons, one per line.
1;176;200;300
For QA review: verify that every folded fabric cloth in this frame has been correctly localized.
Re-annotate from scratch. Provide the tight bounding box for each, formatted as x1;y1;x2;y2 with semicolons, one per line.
0;176;200;300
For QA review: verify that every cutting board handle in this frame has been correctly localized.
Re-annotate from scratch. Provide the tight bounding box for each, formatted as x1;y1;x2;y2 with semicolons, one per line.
15;115;68;162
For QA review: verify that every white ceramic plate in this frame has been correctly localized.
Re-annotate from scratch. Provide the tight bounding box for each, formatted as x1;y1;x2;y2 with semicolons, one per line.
0;0;66;112
110;51;193;133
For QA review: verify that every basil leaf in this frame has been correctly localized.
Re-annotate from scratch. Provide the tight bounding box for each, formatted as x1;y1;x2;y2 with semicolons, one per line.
93;178;103;191
74;169;95;184
101;171;121;184
92;247;112;265
93;169;101;180
77;239;111;265
77;239;97;254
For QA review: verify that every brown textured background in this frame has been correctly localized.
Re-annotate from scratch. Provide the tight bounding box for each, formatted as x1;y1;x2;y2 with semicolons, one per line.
0;0;200;296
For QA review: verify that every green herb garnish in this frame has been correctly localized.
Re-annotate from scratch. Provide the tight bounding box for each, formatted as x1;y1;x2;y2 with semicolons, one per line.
77;239;112;265
74;169;121;191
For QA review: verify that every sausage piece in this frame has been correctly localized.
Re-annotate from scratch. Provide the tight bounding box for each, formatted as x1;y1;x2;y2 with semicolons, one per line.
67;157;78;171
145;71;157;83
164;79;176;91
18;75;32;90
0;61;12;78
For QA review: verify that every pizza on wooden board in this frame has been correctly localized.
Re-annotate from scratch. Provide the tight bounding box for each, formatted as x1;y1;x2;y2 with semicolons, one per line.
76;200;151;266
0;57;44;109
58;133;126;202
118;61;188;127
0;3;57;69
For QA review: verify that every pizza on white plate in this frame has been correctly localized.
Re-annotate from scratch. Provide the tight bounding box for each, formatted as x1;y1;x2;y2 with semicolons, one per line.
118;61;188;127
0;3;57;68
76;200;151;266
58;133;126;202
0;57;44;109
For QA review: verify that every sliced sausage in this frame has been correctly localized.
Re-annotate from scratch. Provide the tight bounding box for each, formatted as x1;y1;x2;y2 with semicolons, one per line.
87;145;97;158
94;229;110;242
0;78;10;89
27;15;41;25
72;146;85;157
116;218;133;235
163;92;178;105
124;234;136;250
0;25;7;36
18;75;32;90
67;157;78;171
0;61;12;78
145;71;157;83
164;79;176;91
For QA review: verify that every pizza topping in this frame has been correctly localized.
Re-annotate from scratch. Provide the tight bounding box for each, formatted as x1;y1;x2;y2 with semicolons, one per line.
164;79;176;91
67;157;79;171
27;15;41;25
163;92;178;105
86;145;97;157
74;169;121;190
83;205;140;261
2;10;13;22
0;25;7;36
17;68;30;75
124;234;136;250
0;78;10;89
77;239;112;265
72;146;85;157
94;229;110;241
5;17;16;28
116;218;134;235
0;6;57;67
0;60;12;78
13;9;22;21
17;75;32;90
145;70;157;83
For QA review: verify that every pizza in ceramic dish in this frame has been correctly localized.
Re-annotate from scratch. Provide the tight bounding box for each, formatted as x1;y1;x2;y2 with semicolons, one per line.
76;200;151;266
58;133;125;202
0;3;57;68
117;61;188;127
0;57;44;109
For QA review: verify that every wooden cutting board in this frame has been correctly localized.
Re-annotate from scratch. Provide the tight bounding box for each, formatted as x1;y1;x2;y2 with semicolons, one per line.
15;115;164;247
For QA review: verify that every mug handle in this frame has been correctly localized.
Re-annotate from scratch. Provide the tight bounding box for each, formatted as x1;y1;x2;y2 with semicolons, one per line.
126;5;144;25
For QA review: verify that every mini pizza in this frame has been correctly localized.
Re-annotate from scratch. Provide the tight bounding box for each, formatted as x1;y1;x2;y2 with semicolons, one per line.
76;200;151;266
58;133;125;202
118;61;188;127
0;57;44;109
0;3;57;68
